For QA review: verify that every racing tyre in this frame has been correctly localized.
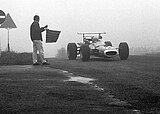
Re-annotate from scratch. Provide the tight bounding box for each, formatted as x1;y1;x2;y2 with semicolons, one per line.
67;43;77;60
80;44;90;61
119;42;129;60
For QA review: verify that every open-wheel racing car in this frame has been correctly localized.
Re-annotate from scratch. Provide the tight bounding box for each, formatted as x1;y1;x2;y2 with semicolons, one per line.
67;32;129;61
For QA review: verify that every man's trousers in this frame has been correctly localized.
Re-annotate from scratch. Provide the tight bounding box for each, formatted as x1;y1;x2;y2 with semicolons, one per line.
32;40;46;63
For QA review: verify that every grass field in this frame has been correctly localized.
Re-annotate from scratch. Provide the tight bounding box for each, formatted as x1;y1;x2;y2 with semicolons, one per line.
0;51;32;65
48;55;160;113
0;53;160;113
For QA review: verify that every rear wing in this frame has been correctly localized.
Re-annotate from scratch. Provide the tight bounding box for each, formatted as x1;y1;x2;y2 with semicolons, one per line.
77;32;106;35
77;32;106;43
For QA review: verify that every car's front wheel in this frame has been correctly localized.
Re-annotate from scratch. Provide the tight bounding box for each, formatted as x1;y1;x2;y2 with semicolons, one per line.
119;42;129;60
67;43;77;60
80;44;90;61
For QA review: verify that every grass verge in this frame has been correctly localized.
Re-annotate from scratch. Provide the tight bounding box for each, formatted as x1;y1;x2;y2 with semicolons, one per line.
0;51;32;65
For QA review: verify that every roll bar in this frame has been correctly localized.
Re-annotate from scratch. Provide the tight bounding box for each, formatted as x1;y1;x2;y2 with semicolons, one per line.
77;32;106;35
77;32;106;43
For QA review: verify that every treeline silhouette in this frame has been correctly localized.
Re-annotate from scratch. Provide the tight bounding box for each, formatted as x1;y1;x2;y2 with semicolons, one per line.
130;46;160;55
55;46;160;58
55;47;67;59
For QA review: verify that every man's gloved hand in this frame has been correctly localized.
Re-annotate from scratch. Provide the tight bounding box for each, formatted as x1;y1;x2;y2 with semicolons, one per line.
43;25;48;31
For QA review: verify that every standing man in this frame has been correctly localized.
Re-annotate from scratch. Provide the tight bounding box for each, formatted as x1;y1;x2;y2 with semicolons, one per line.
30;15;49;65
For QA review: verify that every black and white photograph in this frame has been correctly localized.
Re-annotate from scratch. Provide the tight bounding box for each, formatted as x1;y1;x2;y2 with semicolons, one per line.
0;0;160;113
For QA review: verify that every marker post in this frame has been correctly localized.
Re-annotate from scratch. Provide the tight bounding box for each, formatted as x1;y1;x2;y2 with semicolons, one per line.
0;10;6;56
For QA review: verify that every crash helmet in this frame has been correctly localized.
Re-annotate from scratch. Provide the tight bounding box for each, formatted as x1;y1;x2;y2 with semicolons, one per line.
92;36;99;43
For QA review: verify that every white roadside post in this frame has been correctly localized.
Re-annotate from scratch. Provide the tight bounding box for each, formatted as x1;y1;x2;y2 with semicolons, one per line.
0;10;6;57
0;24;1;57
0;13;17;52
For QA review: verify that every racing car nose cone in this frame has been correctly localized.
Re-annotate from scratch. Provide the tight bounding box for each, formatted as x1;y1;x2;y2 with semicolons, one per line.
104;50;118;57
106;51;117;55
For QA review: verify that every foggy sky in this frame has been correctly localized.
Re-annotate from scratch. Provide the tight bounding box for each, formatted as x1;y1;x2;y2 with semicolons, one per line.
1;0;160;57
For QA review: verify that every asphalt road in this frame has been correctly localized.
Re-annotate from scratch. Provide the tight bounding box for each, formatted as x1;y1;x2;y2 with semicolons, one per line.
0;55;160;114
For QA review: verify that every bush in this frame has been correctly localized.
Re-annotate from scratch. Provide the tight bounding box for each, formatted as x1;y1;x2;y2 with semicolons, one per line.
55;47;67;59
0;51;32;65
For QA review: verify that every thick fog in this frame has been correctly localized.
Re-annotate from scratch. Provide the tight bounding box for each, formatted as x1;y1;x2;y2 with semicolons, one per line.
1;0;160;57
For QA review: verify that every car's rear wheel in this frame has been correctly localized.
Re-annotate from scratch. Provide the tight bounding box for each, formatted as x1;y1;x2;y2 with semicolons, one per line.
67;43;77;60
80;44;90;61
119;42;129;60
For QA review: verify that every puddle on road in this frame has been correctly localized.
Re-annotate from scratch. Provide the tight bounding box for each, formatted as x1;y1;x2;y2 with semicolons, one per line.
64;76;95;84
62;70;141;114
0;66;142;113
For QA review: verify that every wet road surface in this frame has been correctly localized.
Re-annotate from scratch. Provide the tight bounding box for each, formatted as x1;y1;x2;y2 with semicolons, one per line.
0;65;141;114
0;55;160;113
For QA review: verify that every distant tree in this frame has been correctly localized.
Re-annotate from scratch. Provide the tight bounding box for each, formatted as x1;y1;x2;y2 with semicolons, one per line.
55;47;67;59
156;46;160;52
130;46;160;55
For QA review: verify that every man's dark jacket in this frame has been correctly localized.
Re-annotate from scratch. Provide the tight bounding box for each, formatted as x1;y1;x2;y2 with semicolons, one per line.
30;21;45;41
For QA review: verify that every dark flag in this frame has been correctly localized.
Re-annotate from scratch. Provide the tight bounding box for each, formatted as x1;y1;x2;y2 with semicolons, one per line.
46;29;61;43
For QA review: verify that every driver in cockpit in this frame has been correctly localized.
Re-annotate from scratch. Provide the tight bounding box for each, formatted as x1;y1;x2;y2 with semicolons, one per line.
89;36;104;49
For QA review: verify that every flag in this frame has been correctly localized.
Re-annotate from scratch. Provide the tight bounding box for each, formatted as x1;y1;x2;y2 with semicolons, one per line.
46;29;61;43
